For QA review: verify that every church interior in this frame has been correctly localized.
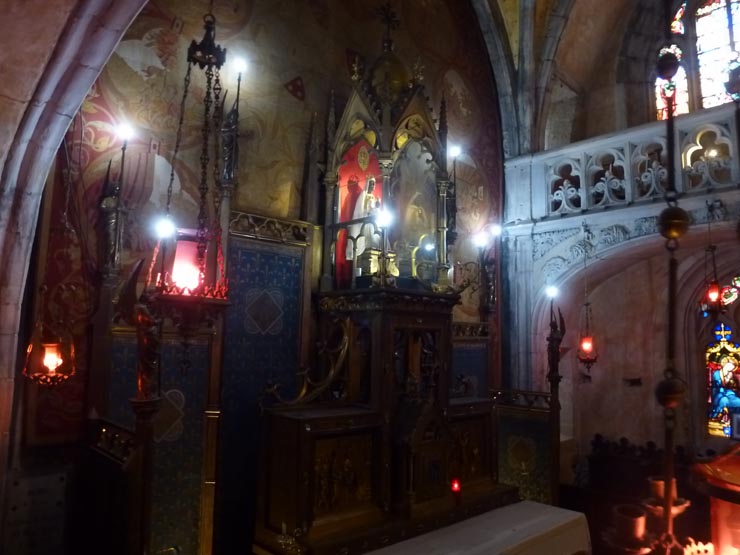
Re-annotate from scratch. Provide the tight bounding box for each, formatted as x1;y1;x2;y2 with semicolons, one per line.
5;0;740;553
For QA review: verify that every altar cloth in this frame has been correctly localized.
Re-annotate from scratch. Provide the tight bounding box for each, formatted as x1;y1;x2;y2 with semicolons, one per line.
365;500;590;555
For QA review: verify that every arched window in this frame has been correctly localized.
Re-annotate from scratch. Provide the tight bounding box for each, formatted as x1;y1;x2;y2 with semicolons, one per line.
655;1;740;120
707;322;740;437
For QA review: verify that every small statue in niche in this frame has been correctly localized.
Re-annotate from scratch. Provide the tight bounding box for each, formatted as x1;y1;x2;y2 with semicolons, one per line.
221;95;239;186
346;175;381;261
100;165;123;274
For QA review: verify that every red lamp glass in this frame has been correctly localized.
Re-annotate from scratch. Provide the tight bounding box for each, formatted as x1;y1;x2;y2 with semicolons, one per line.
707;280;721;304
171;231;202;294
24;321;75;386
155;229;212;296
580;336;594;354
577;301;599;372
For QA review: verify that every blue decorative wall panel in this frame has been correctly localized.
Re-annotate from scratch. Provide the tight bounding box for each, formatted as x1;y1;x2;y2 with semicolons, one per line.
110;333;208;554
215;237;305;554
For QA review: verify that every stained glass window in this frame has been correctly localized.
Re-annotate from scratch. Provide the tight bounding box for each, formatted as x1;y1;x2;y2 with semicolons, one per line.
696;0;740;107
707;323;740;437
656;46;690;120
654;1;740;119
672;2;687;35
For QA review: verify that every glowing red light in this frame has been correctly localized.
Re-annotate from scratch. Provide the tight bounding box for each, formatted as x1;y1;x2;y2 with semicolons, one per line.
708;282;721;303
451;478;461;493
580;336;594;354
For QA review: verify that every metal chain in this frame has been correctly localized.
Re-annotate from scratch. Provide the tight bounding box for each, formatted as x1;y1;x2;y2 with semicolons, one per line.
211;68;226;288
167;64;192;217
197;65;214;279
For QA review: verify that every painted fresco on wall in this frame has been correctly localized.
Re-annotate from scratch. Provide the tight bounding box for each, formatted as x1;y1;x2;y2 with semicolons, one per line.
24;159;94;444
27;0;502;442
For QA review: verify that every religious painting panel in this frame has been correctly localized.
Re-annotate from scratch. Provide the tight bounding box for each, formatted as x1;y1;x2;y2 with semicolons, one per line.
109;332;209;554
217;235;306;553
495;406;552;503
389;139;437;278
448;415;489;484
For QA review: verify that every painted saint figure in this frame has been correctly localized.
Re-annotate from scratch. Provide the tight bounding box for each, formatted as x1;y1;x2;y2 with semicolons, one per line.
710;355;740;419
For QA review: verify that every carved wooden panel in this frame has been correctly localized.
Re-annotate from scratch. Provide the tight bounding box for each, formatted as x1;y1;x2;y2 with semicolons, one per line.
313;433;375;519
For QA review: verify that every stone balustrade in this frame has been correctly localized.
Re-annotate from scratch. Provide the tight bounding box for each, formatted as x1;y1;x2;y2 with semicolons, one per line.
505;102;740;225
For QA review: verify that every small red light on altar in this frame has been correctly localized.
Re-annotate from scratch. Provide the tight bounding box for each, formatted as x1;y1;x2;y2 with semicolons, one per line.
451;478;461;493
580;336;594;354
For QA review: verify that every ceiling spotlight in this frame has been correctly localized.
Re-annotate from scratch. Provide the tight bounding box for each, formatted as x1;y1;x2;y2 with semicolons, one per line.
546;285;559;299
449;145;462;158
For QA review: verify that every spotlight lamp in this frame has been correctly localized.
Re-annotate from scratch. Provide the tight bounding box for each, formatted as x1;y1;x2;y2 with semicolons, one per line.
232;56;248;76
374;207;394;229
472;231;489;249
154;215;176;240
116;122;135;143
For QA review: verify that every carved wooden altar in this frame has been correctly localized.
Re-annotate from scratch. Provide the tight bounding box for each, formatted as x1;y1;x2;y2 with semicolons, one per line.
253;288;517;555
253;12;517;554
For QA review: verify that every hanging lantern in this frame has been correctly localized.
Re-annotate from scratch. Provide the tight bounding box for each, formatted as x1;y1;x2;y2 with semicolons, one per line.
155;229;209;296
701;224;723;319
24;320;75;386
149;8;229;330
707;279;721;304
576;224;598;372
577;301;599;372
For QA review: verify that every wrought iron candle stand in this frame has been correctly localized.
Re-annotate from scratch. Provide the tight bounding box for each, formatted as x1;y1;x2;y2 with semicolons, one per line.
603;14;691;554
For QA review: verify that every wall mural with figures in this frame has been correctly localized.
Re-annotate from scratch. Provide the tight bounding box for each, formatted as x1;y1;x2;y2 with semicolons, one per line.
25;0;502;445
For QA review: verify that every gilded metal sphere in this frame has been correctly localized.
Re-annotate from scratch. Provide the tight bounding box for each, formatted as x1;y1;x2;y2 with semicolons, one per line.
659;205;690;240
655;376;687;408
656;51;680;81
